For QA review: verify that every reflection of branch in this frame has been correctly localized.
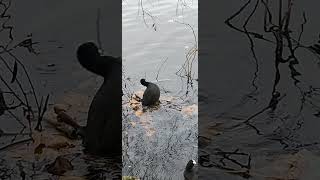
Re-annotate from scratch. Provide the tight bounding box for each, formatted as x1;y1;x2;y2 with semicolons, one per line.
296;12;307;47
35;94;49;131
0;129;28;137
225;0;274;43
96;8;103;55
0;137;32;151
241;93;287;135
176;0;192;15
12;34;39;55
225;0;320;148
242;0;260;93
176;20;197;45
122;67;135;105
155;58;167;81
199;149;251;178
0;56;32;109
6;51;40;110
175;20;198;86
225;0;262;97
0;1;48;135
0;0;13;42
138;0;157;31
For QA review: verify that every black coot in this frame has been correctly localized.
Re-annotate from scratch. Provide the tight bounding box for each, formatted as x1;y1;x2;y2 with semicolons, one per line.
140;79;160;106
77;42;121;156
183;160;198;180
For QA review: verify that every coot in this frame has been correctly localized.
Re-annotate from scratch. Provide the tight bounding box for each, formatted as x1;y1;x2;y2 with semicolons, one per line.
183;160;198;180
77;42;121;156
140;79;160;106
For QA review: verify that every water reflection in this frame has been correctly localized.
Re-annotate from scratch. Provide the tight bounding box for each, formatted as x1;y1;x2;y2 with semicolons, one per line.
1;0;123;179
200;0;320;179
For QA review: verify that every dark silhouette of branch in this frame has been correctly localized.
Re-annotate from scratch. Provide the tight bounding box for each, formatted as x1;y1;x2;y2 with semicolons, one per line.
225;0;320;148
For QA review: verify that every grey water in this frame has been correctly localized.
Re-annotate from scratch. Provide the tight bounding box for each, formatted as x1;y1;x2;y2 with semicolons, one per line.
123;0;198;179
0;0;122;179
200;1;320;179
0;0;198;179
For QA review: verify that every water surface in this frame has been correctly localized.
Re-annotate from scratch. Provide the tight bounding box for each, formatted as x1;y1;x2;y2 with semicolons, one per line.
199;1;320;179
123;0;198;179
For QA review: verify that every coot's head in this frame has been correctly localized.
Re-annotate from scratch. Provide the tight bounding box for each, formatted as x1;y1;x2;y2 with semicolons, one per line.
77;42;100;64
140;79;148;86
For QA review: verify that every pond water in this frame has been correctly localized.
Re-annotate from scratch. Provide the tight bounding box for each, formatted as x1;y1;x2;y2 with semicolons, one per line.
122;0;198;179
0;0;197;179
1;1;123;179
199;1;320;179
5;0;320;179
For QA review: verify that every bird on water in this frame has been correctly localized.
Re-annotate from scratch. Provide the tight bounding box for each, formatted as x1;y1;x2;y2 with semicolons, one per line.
76;42;122;156
140;78;160;106
183;160;198;180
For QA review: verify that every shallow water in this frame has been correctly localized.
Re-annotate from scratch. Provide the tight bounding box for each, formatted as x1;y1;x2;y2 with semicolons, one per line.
0;0;197;179
0;0;121;179
122;0;198;179
199;1;320;179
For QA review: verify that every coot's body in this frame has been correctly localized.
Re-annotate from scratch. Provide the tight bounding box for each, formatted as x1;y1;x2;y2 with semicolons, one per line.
183;160;198;180
77;42;121;156
140;79;160;106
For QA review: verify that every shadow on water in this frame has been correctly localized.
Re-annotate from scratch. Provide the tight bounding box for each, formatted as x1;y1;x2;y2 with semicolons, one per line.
200;0;320;179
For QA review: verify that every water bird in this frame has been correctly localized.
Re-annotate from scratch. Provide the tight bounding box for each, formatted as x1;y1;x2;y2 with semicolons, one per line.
183;160;198;180
140;79;160;106
77;42;121;156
